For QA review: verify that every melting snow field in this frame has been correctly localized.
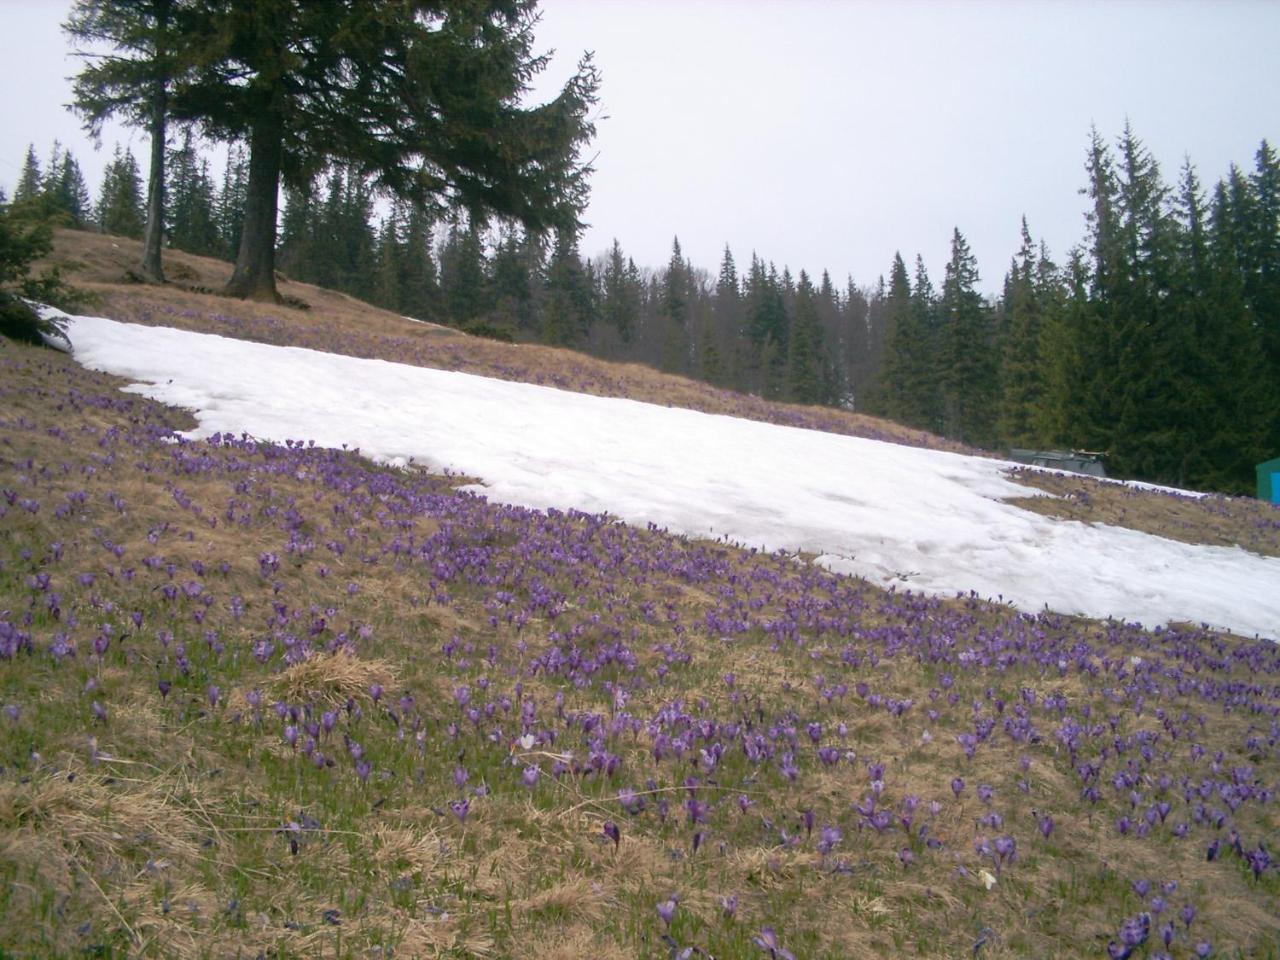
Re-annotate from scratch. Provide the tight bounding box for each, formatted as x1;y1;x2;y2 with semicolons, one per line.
64;314;1280;640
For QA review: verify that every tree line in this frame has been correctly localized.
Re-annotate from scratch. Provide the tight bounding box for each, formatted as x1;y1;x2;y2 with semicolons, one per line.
273;126;1278;496
3;124;1276;495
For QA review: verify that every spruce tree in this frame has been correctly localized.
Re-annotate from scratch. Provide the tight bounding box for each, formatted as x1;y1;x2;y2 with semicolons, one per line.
96;146;146;238
12;146;43;213
996;218;1053;446
167;133;220;256
659;236;691;373
1172;159;1267;491
216;145;248;260
542;228;594;346
490;227;540;334
170;1;597;302
374;211;404;312
277;180;317;280
861;256;910;417
1035;248;1092;448
400;205;441;322
66;0;194;282
601;239;640;345
878;253;936;429
938;228;997;446
439;221;490;328
786;270;828;403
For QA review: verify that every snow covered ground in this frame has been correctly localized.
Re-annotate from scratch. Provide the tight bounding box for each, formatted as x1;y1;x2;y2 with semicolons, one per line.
64;314;1280;640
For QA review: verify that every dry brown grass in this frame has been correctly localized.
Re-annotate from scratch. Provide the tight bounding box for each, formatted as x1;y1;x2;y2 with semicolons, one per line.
259;648;395;708
519;923;632;960
1006;468;1280;557
512;875;608;924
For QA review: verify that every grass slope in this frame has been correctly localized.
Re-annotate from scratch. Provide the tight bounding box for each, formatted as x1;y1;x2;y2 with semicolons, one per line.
0;234;1277;958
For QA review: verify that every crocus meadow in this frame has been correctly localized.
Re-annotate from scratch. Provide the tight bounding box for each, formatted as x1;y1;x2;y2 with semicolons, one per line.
1;323;1277;957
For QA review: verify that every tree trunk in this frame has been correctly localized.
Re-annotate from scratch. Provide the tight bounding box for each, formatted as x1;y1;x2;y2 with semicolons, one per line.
225;112;283;302
139;78;167;284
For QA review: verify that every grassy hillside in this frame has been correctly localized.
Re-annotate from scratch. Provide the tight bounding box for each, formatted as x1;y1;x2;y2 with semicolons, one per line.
1;233;1277;957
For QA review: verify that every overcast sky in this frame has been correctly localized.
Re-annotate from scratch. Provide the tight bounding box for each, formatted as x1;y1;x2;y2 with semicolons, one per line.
3;0;1278;292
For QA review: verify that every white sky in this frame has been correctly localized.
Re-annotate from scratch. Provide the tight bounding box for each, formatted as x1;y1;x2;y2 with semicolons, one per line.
59;310;1280;639
4;0;1279;291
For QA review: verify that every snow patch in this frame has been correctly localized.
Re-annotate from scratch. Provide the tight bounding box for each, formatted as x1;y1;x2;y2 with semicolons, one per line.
65;314;1280;640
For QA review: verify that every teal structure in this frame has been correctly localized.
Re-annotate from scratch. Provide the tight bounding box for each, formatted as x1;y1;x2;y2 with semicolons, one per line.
1259;457;1280;504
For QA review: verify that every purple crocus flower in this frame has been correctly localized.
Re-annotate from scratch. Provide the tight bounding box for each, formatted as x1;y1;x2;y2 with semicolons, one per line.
719;893;738;918
449;799;470;823
603;820;620;849
521;765;539;788
657;897;677;927
1038;815;1054;839
993;835;1016;865
753;927;796;960
951;777;965;798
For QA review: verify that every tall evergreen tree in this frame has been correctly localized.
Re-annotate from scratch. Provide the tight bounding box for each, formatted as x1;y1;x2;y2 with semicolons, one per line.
277;179;317;279
400;205;441;322
96;145;145;238
938;228;997;446
173;1;598;302
878;252;938;428
167;131;220;254
601;238;640;345
216;144;248;260
1036;247;1092;447
786;270;828;403
659;236;692;373
542;228;594;346
439;221;489;327
1107;125;1184;480
373;210;404;312
12;146;43;213
67;0;195;282
1171;159;1267;491
489;227;534;334
996;218;1052;446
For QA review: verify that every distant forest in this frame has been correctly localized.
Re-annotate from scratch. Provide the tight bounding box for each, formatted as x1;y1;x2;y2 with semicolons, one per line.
4;124;1278;496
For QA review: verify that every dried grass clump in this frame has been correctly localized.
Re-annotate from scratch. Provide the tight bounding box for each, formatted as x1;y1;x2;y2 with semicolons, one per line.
371;824;442;878
731;846;823;889
261;649;394;707
395;916;495;958
512;875;608;924
519;923;632;960
0;768;202;866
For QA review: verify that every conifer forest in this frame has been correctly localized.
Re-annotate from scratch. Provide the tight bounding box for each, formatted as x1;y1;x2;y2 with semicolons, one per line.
7;124;1278;496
